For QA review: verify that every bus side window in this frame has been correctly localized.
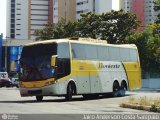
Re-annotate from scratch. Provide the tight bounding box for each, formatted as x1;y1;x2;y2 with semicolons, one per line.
120;48;130;61
72;49;76;58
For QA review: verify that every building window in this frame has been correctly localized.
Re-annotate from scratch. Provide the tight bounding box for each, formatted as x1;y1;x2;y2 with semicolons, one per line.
54;8;57;10
11;9;15;12
11;14;15;18
11;24;15;28
10;29;15;34
77;2;83;5
77;10;83;14
77;0;88;5
10;34;15;38
11;19;15;23
11;4;15;8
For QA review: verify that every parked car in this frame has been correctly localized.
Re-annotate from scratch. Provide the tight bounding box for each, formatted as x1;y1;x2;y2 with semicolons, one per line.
0;72;9;80
0;72;19;88
0;79;12;88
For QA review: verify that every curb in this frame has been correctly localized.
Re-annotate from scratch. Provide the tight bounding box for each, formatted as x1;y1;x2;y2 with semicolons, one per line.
120;103;160;113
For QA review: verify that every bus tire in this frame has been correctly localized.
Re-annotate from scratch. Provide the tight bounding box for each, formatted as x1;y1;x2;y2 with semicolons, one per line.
119;81;127;97
112;81;120;97
65;83;73;101
36;96;43;102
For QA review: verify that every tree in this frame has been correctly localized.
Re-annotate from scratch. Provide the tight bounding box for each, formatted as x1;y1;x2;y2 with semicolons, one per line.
35;23;55;41
76;12;101;39
53;19;78;39
35;10;139;43
101;10;139;43
35;19;77;41
77;10;139;44
125;24;160;72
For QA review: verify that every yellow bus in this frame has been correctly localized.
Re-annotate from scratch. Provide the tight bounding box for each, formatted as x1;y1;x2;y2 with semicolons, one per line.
19;38;141;101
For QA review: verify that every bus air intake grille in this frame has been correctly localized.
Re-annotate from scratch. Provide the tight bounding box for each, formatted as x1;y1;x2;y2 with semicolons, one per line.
28;90;42;94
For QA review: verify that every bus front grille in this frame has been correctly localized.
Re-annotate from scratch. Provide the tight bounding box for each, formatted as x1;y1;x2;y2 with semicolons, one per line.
28;90;42;94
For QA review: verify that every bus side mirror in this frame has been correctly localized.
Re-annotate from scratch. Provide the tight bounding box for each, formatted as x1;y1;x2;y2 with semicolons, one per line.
51;55;57;67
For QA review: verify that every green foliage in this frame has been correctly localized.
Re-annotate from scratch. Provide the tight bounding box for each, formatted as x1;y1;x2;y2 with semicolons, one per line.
150;105;158;112
34;10;139;43
35;23;55;40
125;24;160;72
77;10;139;43
53;19;78;39
35;19;77;41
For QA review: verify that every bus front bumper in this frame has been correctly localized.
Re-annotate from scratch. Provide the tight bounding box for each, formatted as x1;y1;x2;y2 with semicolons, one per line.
19;83;66;97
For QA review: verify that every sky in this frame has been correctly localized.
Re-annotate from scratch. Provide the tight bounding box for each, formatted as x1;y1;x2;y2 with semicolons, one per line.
0;0;6;38
0;0;119;39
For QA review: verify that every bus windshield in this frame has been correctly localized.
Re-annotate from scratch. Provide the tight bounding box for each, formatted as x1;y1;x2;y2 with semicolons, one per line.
20;43;57;81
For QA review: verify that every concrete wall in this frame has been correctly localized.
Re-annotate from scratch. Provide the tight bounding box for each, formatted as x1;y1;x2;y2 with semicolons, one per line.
142;78;160;89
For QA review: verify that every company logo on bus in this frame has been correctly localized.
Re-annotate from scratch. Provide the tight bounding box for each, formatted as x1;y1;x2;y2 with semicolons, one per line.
99;63;120;69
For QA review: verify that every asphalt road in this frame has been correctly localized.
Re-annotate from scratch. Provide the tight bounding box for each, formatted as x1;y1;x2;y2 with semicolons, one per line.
1;88;160;115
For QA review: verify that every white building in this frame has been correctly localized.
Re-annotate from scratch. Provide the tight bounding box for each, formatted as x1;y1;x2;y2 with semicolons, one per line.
76;0;94;19
76;0;119;19
7;0;120;39
53;0;58;23
144;0;156;25
53;0;120;22
7;0;51;40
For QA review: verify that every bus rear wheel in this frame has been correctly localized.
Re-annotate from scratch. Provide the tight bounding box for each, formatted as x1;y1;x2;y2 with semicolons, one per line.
36;96;43;102
112;81;120;97
119;81;127;97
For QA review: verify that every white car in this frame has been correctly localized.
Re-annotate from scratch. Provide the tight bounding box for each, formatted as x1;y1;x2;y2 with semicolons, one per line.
0;72;10;81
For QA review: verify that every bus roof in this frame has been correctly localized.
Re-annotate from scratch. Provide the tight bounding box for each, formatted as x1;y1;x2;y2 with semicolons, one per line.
24;38;137;49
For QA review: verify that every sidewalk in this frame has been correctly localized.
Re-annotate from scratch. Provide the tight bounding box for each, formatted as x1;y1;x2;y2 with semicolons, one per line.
133;87;160;92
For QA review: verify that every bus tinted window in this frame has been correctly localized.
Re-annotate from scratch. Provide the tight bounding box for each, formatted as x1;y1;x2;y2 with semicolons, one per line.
109;47;120;61
120;48;130;61
130;49;138;61
97;46;109;61
72;43;86;59
85;45;97;60
58;43;70;58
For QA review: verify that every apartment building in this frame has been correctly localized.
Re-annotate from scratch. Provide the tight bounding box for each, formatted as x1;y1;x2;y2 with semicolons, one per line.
53;0;76;23
7;0;120;39
53;0;119;23
7;0;53;40
120;0;156;30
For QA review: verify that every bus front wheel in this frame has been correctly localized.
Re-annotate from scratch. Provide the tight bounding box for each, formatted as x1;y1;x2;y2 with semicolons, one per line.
36;96;43;102
65;83;73;101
